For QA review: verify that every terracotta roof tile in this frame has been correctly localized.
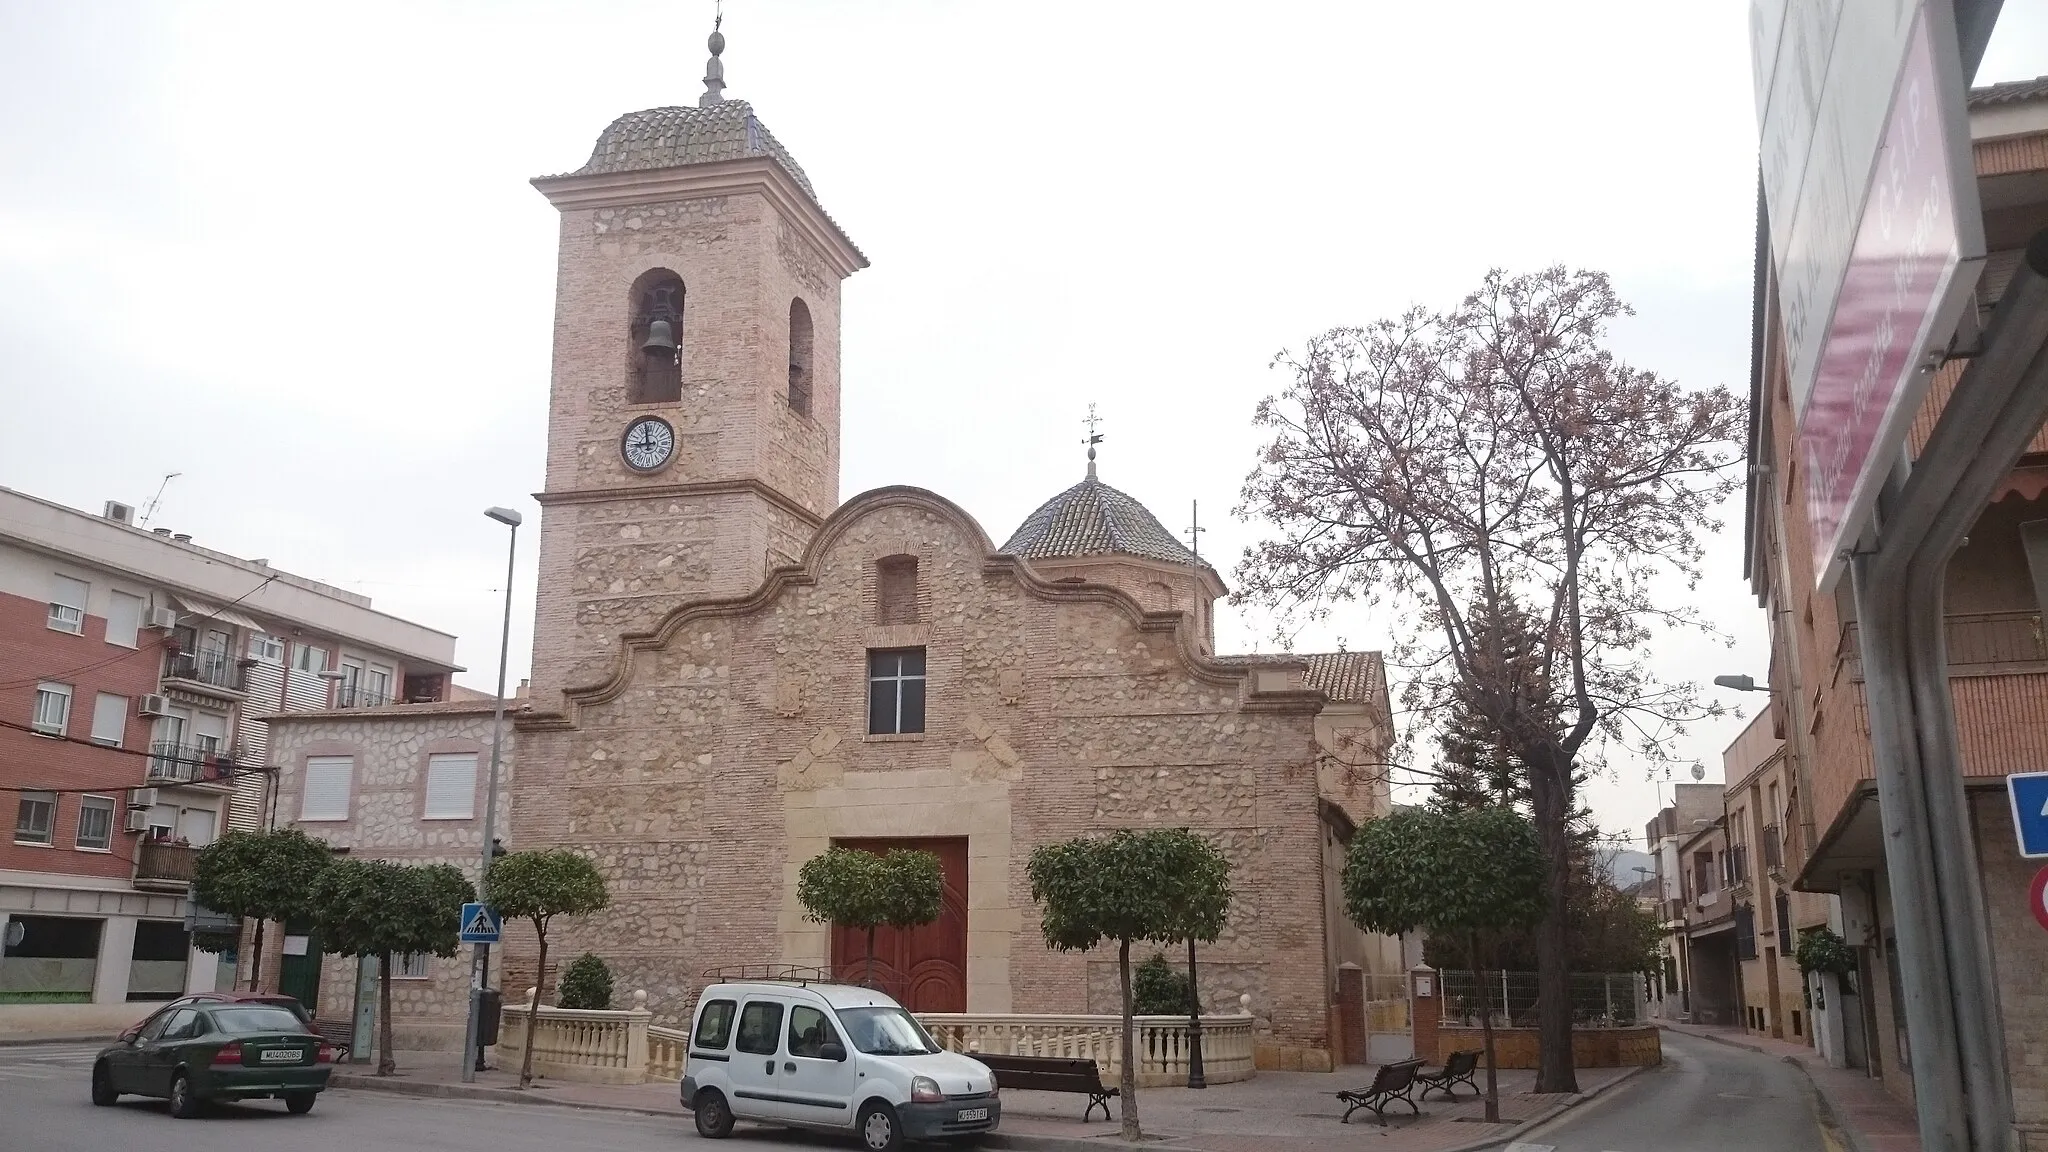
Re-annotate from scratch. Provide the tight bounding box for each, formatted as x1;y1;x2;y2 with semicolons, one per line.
566;101;817;197
1211;650;1386;704
1971;75;2048;107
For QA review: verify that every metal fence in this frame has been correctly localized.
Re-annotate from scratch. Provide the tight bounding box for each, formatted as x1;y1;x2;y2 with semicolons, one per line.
1436;971;1645;1027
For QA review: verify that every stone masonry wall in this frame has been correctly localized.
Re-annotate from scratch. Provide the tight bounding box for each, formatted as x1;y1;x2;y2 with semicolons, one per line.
266;705;513;1052
510;489;1337;1066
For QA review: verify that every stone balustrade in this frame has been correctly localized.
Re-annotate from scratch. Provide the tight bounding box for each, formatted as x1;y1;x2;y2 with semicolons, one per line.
918;997;1258;1087
496;987;653;1085
646;1023;690;1081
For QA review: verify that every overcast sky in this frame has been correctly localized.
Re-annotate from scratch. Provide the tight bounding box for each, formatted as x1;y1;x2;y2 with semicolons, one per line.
4;1;2046;842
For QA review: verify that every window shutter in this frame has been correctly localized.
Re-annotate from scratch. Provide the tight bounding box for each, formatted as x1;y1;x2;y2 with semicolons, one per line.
300;756;353;821
105;592;143;648
91;693;129;746
423;753;477;819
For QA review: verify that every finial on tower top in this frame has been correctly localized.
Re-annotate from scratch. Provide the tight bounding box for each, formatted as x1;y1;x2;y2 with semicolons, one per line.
1082;404;1103;480
700;4;727;107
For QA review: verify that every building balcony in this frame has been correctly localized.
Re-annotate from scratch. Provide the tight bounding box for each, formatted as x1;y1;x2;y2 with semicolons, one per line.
334;684;393;709
145;743;239;790
161;649;247;699
134;839;200;891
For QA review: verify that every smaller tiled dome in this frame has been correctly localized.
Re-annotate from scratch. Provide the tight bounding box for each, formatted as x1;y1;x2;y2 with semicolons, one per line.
1002;473;1206;568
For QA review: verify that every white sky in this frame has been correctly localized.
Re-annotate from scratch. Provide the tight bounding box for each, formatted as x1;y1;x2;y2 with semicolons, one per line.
4;1;2046;843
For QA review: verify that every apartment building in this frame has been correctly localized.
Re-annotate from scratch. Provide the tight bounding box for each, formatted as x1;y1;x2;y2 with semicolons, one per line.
1745;77;2048;1126
1720;712;1833;1048
1642;782;1722;1020
0;488;459;1016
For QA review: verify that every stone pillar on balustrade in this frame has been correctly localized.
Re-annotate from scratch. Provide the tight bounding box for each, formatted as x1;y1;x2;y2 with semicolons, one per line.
1336;963;1366;1066
1409;963;1439;1066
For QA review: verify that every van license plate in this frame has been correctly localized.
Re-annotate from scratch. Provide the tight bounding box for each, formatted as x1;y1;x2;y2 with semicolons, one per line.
956;1107;988;1122
260;1049;302;1063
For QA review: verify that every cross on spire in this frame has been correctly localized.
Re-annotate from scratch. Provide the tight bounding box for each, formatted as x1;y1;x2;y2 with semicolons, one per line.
1082;404;1103;480
1185;500;1206;558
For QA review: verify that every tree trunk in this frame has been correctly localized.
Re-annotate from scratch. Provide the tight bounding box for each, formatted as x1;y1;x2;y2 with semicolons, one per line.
377;953;396;1076
1529;754;1579;1094
246;920;266;992
865;924;877;989
1473;932;1499;1124
520;927;549;1089
1117;938;1140;1142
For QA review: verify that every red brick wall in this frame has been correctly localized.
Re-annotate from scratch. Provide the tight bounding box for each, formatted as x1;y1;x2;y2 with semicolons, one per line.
0;588;164;877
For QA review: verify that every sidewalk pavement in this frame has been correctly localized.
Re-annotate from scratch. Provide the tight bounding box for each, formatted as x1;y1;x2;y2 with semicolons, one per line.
332;1051;1643;1152
1657;1021;1920;1152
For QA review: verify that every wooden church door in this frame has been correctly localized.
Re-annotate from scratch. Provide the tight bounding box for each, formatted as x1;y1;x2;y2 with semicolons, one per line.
828;837;968;1013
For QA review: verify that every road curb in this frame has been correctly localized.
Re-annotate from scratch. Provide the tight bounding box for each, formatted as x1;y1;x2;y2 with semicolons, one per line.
1425;1063;1651;1152
327;1072;685;1120
0;1034;110;1047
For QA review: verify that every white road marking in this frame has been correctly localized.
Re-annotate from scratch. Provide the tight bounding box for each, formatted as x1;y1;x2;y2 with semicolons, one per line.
1504;1144;1557;1152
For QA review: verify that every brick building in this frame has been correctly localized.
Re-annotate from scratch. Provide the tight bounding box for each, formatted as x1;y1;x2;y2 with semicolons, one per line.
486;42;1400;1071
1745;76;2048;1134
0;487;460;1025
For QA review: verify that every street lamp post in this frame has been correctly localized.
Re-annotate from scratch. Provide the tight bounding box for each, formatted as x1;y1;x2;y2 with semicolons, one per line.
1186;937;1206;1089
460;506;521;1083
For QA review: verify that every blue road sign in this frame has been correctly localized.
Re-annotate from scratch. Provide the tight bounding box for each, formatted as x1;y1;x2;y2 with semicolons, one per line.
2007;772;2048;858
458;902;502;944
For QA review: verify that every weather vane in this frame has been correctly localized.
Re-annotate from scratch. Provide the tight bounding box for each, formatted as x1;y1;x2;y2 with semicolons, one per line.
1186;501;1205;558
1082;404;1103;478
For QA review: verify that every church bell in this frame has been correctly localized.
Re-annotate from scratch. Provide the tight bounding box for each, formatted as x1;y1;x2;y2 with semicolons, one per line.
642;319;677;356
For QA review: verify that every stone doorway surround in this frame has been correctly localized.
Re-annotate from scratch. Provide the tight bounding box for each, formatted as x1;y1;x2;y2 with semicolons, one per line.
782;768;1015;1012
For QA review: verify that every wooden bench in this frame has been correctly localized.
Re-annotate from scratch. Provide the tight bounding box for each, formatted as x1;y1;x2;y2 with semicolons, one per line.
1418;1049;1482;1101
966;1053;1118;1121
312;1019;355;1062
1335;1058;1425;1125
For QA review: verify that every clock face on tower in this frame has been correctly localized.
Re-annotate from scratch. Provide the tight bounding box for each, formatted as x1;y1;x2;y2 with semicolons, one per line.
621;416;676;473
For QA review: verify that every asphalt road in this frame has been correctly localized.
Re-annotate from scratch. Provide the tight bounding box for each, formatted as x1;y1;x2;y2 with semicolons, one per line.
1507;1031;1828;1152
0;1041;838;1152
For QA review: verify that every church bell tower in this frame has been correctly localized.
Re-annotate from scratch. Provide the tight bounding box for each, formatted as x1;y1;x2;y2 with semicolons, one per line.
526;27;867;709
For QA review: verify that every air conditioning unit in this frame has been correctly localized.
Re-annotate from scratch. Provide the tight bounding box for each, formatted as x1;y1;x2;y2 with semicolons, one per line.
138;694;170;717
124;809;152;834
127;787;159;810
104;501;136;524
145;607;178;630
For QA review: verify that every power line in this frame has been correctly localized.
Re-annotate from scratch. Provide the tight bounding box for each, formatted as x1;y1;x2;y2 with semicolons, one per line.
0;716;276;796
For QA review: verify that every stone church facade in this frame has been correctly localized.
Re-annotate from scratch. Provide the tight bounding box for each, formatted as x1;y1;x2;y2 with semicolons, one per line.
491;54;1399;1071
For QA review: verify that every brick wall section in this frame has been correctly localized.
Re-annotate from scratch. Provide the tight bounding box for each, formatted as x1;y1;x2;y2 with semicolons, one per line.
0;589;162;878
265;703;512;1050
510;490;1340;1065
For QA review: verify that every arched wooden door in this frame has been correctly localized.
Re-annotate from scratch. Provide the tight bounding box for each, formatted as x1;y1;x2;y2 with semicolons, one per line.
828;838;967;1013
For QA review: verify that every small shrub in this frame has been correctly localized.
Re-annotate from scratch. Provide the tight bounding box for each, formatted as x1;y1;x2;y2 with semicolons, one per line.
1794;926;1856;976
557;952;614;1010
1132;952;1195;1016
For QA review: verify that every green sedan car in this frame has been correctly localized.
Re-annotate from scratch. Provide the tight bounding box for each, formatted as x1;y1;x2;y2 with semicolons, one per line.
91;1002;337;1118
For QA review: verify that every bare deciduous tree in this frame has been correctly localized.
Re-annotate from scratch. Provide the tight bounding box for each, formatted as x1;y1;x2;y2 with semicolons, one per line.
1237;267;1741;1092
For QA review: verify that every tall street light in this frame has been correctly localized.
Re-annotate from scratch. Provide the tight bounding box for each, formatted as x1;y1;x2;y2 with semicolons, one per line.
461;506;521;1082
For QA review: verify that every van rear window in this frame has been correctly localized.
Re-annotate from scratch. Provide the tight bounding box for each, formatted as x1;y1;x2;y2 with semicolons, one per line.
694;999;737;1049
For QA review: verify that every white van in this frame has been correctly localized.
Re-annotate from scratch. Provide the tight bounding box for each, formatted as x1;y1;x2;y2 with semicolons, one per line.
680;980;999;1150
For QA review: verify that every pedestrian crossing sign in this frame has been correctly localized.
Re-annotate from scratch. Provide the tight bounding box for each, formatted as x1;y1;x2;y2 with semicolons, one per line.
2009;772;2048;859
458;902;502;943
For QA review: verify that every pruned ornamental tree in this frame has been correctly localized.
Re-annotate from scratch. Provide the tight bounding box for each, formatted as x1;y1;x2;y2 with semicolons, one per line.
311;860;473;1075
1027;828;1232;1142
1240;267;1742;1091
1343;806;1545;1122
796;846;944;988
485;849;610;1088
191;828;334;992
557;952;614;1010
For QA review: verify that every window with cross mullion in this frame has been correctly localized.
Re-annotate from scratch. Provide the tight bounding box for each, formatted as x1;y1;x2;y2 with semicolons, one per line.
867;648;927;735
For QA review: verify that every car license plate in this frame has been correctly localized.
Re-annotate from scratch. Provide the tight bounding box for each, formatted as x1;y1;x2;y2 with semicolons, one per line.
260;1049;303;1063
956;1107;988;1122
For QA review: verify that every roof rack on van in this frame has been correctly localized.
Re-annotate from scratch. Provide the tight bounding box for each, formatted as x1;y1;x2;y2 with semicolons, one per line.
701;964;834;987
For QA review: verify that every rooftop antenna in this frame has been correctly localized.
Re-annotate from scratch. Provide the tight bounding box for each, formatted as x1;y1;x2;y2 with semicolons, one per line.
1082;404;1103;480
1185;500;1206;558
699;0;727;107
139;472;182;528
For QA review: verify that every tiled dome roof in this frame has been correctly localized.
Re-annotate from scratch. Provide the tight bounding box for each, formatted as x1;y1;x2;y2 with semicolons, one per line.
565;101;817;199
1001;473;1207;568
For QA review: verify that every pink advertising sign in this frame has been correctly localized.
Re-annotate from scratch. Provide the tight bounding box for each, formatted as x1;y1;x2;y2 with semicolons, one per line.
1798;7;1974;586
